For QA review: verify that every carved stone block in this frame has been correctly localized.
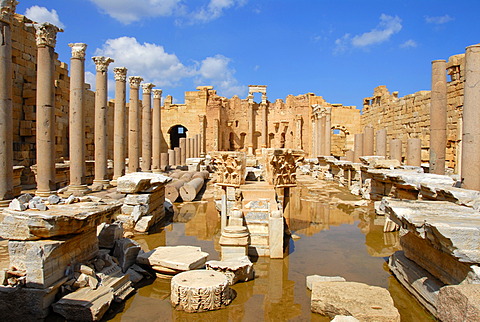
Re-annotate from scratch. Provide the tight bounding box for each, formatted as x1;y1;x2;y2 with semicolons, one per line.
211;152;246;187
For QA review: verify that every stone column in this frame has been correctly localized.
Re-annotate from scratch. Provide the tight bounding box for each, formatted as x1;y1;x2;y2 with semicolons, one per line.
390;139;402;163
92;56;114;189
141;83;155;172
67;43;89;194
174;147;180;166
160;152;168;171
462;45;480;190
261;103;268;148
168;149;175;168
180;137;186;166
407;138;422;166
194;134;200;158
430;60;447;175
312;117;317;157
152;89;162;173
319;115;326;156
353;133;363;163
295;115;302;150
188;138;194;158
213;118;220;151
345;150;354;162
363;125;375;156
111;67;127;184
199;115;206;156
0;1;16;203
324;108;332;156
35;23;62;197
247;97;254;154
375;129;387;157
128;76;143;173
186;137;191;159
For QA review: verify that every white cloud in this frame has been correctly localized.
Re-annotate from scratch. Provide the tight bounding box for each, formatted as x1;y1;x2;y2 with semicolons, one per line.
196;54;247;97
95;36;194;87
425;15;454;25
24;5;65;28
190;0;247;23
85;71;96;91
334;14;402;52
400;39;417;48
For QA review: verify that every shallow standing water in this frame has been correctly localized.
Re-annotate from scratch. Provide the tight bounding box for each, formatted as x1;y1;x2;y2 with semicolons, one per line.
105;176;434;322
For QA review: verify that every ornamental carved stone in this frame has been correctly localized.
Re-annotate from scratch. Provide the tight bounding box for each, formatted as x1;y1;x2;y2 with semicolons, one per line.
152;89;162;99
0;0;17;23
92;56;114;72
34;23;63;48
128;76;143;89
311;104;331;119
264;148;304;188
141;83;155;94
68;43;87;59
113;67;127;82
211;151;246;187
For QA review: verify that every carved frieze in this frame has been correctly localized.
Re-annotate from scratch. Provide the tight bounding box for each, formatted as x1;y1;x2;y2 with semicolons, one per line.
113;67;127;82
211;151;246;187
141;83;155;94
68;43;87;59
92;56;114;72
34;23;63;48
264;148;304;188
0;0;17;23
128;76;143;89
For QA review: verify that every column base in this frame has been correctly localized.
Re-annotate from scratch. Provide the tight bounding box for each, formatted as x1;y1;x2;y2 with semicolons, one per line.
66;184;91;196
91;180;112;192
0;199;12;208
35;190;57;197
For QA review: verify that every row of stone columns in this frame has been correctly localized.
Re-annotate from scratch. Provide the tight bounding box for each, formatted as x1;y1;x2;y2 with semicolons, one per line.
312;105;332;156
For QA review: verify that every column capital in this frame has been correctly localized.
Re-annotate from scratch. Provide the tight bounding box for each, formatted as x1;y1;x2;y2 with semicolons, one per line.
128;76;143;89
34;23;63;48
92;56;114;72
142;83;155;94
198;114;206;122
69;43;87;59
152;89;163;98
113;67;127;82
0;0;18;23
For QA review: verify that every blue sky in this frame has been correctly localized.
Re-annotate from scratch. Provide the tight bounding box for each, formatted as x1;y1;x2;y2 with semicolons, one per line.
18;0;480;108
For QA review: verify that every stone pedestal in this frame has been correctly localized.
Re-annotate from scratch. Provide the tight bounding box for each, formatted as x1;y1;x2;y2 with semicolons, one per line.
112;67;127;185
430;60;447;175
375;129;387;157
407;138;422;166
141;83;155;172
128;76;143;173
152;89;162;173
219;225;249;261
170;270;234;312
390;139;402;163
92;56;114;189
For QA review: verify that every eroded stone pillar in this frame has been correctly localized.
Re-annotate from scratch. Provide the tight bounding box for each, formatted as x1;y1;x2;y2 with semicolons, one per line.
35;23;62;197
111;67;127;184
390;139;402;163
67;43;89;194
160;152;168;171
0;1;17;202
194;134;200;158
319;115;325;156
247;97;254;154
295;115;302;150
213;118;220;151
375;129;387;157
311;117;317;157
363;125;374;156
199;115;206;157
462;45;480;190
152;89;162;173
188;138;194;158
430;60;447;175
345;150;354;162
141;83;155;172
168;149;175;168
353;134;364;163
324;108;332;156
92;56;114;189
174;147;180;166
261;103;268;148
128;76;143;173
407;138;422;166
180;138;186;166
186;137;191;159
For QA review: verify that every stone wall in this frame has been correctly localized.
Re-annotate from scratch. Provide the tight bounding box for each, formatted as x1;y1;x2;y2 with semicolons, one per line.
361;54;464;171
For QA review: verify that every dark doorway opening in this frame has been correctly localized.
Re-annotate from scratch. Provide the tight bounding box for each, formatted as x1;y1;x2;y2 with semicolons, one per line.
169;125;188;149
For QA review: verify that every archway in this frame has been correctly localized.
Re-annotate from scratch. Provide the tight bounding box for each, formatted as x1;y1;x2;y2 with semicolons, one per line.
331;125;350;157
168;125;188;149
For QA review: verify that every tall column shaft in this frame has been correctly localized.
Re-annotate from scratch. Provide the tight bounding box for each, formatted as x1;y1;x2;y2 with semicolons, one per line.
68;43;88;193
363;125;375;156
179;137;186;165
353;133;364;163
430;60;447;175
213;118;219;151
296;115;302;150
174;147;180;166
324;111;331;156
168;149;175;168
188;138;194;158
462;45;480;190
0;14;14;201
261;103;268;148
312;118;317;156
35;23;62;196
194;134;199;158
390;139;402;163
128;76;143;173
407;138;422;166
186;137;191;159
112;67;127;183
141;83;155;172
152;89;162;173
247;102;254;154
375;129;387;157
199;115;206;156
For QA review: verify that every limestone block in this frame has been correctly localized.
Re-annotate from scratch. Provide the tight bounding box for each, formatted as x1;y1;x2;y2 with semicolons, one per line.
116;172;171;194
137;245;208;271
113;238;141;272
9;229;99;289
306;275;346;290
332;316;359;322
269;216;284;259
311;281;400;321
134;215;156;233
0;202;121;240
97;223;123;249
437;284;480;322
371;159;401;169
206;256;254;285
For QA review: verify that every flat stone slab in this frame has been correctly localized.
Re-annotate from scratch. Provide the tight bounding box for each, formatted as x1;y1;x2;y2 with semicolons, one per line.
206;256;254;285
306;275;346;290
437;284;480;321
311;281;400;321
420;183;480;210
136;245;208;271
171;270;234;312
116;172;172;194
382;197;480;263
0;201;121;240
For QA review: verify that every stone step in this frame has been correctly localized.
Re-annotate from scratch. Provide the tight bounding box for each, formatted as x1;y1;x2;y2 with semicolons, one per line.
250;233;269;246
244;211;269;223
248;245;270;257
246;223;269;234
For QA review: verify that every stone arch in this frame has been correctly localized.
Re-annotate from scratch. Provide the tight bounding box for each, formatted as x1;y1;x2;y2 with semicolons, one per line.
331;124;350;157
168;124;188;149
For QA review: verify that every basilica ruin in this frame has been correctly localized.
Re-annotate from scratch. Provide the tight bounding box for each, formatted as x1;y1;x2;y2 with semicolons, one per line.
1;1;480;321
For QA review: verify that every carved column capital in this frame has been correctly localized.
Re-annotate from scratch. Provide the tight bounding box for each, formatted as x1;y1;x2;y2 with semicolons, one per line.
69;43;87;60
113;67;127;82
92;56;114;72
34;23;63;48
128;76;143;89
0;0;17;23
152;89;163;99
142;83;155;94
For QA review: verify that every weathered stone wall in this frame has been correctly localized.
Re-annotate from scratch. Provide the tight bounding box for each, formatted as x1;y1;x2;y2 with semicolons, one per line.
361;54;464;171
